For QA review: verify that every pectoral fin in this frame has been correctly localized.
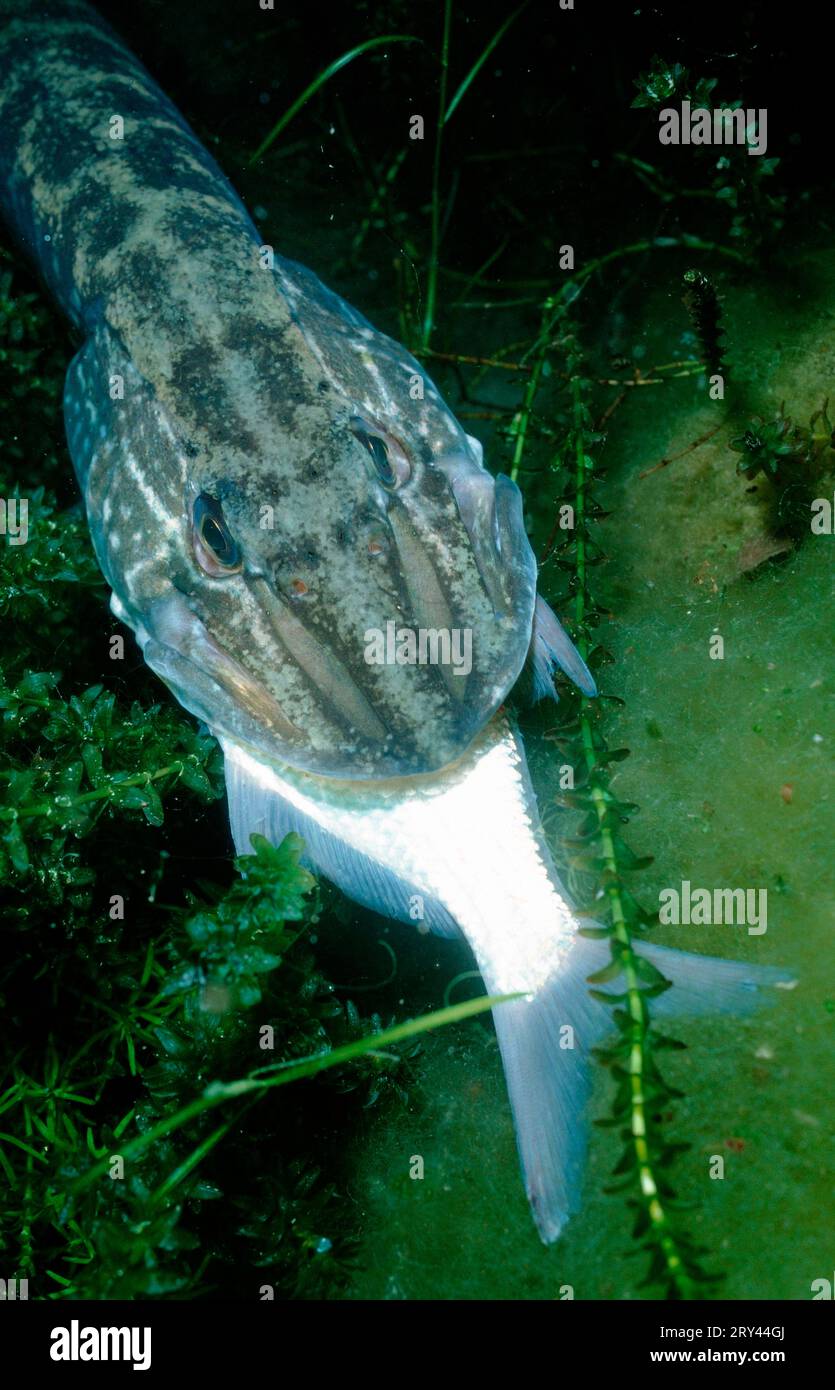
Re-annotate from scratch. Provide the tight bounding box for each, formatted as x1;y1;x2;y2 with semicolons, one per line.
525;595;598;702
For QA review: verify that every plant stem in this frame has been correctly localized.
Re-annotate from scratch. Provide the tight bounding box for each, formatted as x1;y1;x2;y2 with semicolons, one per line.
421;0;453;351
568;364;695;1300
248;35;420;165
0;761;192;821
508;235;739;483
71;991;518;1193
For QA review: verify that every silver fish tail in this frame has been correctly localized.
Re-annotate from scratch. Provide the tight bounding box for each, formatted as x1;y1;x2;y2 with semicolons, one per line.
224;713;790;1241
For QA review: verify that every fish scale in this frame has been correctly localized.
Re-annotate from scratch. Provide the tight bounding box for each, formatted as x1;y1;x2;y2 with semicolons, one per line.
0;0;792;1244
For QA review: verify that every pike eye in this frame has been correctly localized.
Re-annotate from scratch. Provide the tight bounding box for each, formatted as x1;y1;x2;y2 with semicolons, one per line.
351;419;411;490
365;433;395;484
193;493;242;575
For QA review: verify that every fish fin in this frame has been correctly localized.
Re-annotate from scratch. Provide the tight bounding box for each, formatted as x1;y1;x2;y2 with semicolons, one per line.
528;620;561;704
464;433;484;466
487;934;794;1244
630;940;796;1015
527;595;598;701
486;936;606;1243
223;745;462;939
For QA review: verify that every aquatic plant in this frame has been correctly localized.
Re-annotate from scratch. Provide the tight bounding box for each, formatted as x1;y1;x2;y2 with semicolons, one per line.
682;269;727;378
505;316;717;1297
629;56;786;257
730;404;834;539
248;34;422;166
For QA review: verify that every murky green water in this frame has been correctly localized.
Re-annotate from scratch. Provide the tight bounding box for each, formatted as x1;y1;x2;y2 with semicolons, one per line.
340;250;833;1301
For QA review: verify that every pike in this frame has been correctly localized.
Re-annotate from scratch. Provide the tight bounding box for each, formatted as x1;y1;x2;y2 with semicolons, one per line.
0;0;791;1241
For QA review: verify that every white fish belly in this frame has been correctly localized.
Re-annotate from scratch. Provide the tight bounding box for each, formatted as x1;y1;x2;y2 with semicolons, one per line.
223;714;577;995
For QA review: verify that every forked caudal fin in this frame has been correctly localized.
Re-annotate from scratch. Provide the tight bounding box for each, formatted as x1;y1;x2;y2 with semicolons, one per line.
484;933;795;1244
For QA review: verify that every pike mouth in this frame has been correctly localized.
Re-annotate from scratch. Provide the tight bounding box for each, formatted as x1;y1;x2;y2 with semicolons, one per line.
135;598;500;782
131;590;453;780
449;467;537;623
135;592;311;757
121;463;538;781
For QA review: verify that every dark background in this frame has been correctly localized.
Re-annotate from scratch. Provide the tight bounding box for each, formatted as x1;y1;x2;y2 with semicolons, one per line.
93;0;833;298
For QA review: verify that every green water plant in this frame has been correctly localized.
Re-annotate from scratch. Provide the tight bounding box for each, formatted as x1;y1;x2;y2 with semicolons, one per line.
1;6;808;1302
631;55;718;113
730;403;834;538
1;806;504;1298
420;1;530;351
248;34;422;166
629;57;785;257
508;317;718;1298
556;340;716;1298
682;269;727;377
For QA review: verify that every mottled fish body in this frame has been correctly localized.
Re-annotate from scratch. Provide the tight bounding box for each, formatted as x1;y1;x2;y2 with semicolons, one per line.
0;0;537;780
0;0;790;1242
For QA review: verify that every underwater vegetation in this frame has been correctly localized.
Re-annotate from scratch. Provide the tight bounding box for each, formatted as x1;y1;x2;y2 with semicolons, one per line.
0;311;406;1296
0;0;832;1302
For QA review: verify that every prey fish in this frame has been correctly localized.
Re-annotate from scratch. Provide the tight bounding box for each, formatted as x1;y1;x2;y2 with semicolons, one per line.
0;0;790;1241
